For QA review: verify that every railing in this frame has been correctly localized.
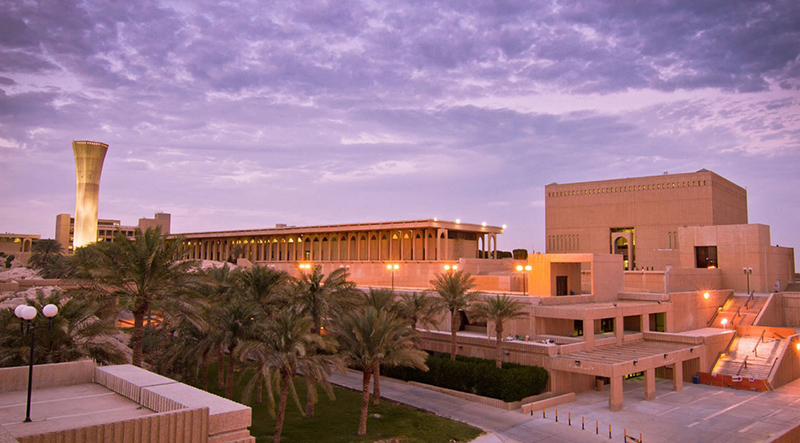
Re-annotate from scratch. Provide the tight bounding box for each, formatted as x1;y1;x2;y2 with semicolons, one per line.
712;332;738;373
744;291;755;309
737;355;749;375
754;330;766;357
708;292;735;326
732;307;741;325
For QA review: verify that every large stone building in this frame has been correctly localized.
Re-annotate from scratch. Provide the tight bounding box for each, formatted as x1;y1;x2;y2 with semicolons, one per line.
55;212;171;252
544;169;794;293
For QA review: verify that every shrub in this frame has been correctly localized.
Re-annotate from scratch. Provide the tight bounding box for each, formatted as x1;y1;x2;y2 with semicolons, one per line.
383;354;548;402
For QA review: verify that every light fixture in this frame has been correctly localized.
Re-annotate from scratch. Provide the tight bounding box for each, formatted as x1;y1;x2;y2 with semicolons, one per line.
663;353;668;358
525;265;532;271
633;360;638;365
796;343;800;351
575;360;581;366
502;224;507;229
703;292;710;300
516;265;523;272
455;219;461;224
482;222;487;227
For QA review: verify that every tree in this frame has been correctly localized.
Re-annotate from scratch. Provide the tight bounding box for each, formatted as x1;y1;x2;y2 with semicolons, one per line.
430;270;478;360
361;288;399;406
74;227;197;367
208;295;264;399
239;310;342;443
396;291;442;332
237;265;289;315
28;239;64;269
334;306;427;436
470;295;527;368
0;289;126;367
293;265;358;417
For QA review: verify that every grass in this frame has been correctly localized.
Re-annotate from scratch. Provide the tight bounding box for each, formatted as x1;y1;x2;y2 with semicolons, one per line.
194;362;483;442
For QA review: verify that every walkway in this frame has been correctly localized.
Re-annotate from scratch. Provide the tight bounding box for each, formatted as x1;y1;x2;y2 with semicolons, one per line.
330;370;800;442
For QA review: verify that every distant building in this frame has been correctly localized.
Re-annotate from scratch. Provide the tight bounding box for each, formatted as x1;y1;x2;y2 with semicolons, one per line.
55;212;171;252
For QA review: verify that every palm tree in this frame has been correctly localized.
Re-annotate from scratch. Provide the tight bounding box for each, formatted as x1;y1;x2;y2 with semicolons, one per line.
208;295;264;399
75;227;197;367
0;289;126;367
237;265;289;315
361;288;400;406
334;306;428;436
199;264;239;390
27;239;63;270
430;270;478;360
396;291;442;332
470;295;527;368
239;310;342;443
293;265;358;417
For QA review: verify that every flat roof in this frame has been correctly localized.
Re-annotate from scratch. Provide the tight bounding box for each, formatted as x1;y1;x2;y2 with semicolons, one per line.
174;218;504;238
0;383;153;439
555;340;695;366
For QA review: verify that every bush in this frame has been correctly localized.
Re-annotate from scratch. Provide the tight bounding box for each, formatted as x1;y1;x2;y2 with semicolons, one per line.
383;354;548;402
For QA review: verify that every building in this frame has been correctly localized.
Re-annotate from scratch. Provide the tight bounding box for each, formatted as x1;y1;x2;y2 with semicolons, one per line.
544;170;793;293
545;169;747;270
0;361;254;442
55;212;171;252
175;218;507;288
71;141;108;249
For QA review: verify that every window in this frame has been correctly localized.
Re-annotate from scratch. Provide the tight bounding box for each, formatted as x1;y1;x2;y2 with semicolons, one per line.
695;246;718;269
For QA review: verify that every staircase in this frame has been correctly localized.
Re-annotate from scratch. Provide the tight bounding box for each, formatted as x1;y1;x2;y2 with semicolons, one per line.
710;294;767;328
785;282;800;292
712;334;782;380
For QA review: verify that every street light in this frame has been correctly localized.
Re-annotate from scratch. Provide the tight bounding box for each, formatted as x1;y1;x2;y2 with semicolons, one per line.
515;264;532;296
743;267;753;294
387;264;399;290
443;264;458;272
299;263;312;272
14;303;58;423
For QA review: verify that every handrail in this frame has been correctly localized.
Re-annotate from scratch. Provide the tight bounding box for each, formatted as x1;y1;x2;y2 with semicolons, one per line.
732;307;741;325
708;292;735;326
712;332;738;373
754;330;766;357
744;291;755;309
737;355;749;375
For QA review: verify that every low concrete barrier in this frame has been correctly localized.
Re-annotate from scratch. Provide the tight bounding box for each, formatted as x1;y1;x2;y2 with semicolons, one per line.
521;392;577;414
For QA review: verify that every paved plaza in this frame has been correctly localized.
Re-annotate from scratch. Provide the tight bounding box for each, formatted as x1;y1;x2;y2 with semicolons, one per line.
330;371;800;442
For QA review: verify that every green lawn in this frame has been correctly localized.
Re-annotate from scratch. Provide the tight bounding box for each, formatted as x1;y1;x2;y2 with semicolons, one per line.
196;364;483;442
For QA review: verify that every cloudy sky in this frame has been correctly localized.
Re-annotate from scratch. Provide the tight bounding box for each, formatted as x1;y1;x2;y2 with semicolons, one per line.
1;0;799;259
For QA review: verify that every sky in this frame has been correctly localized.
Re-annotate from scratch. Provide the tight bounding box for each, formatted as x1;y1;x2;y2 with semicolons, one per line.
1;0;799;259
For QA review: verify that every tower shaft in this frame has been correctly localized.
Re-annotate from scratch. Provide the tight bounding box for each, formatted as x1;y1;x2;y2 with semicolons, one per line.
72;141;108;249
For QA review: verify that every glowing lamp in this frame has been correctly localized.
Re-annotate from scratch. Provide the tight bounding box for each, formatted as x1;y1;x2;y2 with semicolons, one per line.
43;304;58;318
516;265;523;272
14;305;27;318
21;306;37;320
703;292;710;300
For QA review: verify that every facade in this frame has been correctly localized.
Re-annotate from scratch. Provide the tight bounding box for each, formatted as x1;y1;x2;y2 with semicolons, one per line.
55;212;171;252
71;141;108;249
545;169;747;270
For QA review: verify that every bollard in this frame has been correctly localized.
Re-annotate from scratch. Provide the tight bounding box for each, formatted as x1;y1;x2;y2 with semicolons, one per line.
609;424;612;439
543;406;546;419
625;429;628;440
530;407;533;417
568;412;571;426
596;420;599;435
582;416;585;430
555;409;558;423
640;432;643;442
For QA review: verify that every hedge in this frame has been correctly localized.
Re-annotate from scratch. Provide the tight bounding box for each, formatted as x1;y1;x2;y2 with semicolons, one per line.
383;354;548;402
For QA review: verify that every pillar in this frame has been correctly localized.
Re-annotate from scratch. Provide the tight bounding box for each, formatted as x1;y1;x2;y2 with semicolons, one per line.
583;320;595;350
615;316;624;345
642;313;650;333
672;362;684;392
644;368;656;400
609;376;624;411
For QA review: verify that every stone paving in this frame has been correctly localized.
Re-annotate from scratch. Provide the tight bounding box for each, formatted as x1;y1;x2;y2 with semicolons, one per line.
330;370;800;442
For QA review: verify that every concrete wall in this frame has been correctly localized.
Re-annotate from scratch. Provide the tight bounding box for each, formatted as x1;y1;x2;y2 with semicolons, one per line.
781;293;800;326
666;290;731;332
0;360;96;393
754;293;783;326
770;335;800;390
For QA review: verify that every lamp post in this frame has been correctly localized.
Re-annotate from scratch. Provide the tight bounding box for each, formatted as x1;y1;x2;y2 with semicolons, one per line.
14;303;58;423
515;265;532;296
743;267;753;294
386;264;399;290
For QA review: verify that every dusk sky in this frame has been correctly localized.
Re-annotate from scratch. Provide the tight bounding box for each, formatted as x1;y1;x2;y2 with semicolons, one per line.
1;1;799;259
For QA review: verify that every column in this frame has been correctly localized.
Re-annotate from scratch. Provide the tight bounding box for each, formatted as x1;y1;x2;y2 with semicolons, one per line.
644;368;656;400
672;362;684;392
615;316;624;345
642;313;650;333
583;319;595;350
609;376;624;411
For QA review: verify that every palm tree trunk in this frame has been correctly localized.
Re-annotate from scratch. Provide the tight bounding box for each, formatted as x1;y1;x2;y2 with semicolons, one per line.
202;362;209;391
226;344;236;399
372;363;381;406
217;349;225;390
257;373;263;403
450;309;459;361
495;324;503;369
305;374;316;417
358;368;372;436
130;304;148;367
274;371;291;443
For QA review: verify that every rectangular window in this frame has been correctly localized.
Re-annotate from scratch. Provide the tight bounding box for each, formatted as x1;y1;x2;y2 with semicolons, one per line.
695;246;718;268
